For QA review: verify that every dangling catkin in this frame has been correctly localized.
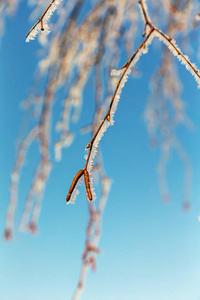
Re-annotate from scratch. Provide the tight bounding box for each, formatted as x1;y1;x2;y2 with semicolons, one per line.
84;169;93;200
66;169;84;202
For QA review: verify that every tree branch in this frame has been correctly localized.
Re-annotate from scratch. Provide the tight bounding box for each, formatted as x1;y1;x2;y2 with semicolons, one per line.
66;27;155;204
66;0;200;205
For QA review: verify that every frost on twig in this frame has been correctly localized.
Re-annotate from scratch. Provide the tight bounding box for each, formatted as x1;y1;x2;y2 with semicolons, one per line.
26;0;63;42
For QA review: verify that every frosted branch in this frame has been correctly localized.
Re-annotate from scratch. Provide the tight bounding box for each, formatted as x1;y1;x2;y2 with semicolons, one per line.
66;27;155;204
26;0;63;42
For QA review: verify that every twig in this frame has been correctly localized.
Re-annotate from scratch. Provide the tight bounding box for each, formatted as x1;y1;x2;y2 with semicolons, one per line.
138;0;200;86
26;0;55;38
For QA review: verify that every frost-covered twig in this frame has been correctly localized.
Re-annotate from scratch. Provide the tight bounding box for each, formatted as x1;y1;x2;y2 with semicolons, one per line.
139;0;200;87
26;0;63;42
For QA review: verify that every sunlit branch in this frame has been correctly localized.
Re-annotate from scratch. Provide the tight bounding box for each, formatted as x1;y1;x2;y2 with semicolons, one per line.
66;27;155;204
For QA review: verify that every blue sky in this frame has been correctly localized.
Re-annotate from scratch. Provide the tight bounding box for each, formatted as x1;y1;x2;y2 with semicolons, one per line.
1;2;200;300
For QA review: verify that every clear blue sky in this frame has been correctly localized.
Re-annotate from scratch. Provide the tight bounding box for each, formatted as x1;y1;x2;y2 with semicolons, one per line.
1;2;200;300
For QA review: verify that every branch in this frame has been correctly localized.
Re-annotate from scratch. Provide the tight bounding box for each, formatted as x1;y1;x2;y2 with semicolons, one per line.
66;0;200;205
26;0;54;37
66;27;155;204
138;0;200;86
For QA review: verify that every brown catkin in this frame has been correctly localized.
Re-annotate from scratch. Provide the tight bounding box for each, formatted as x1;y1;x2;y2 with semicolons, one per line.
66;169;84;202
84;169;93;200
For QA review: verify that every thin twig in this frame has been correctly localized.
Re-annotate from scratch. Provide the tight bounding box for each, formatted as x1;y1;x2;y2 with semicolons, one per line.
26;0;55;38
138;0;200;83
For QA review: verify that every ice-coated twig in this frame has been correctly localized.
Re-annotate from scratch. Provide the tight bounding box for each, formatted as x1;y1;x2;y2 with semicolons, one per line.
138;0;200;87
26;0;63;42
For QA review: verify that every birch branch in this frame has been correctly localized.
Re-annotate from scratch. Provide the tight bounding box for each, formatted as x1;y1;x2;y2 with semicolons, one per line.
66;27;155;204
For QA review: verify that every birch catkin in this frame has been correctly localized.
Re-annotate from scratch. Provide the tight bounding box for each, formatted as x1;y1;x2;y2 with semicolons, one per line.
84;169;93;200
66;169;84;202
